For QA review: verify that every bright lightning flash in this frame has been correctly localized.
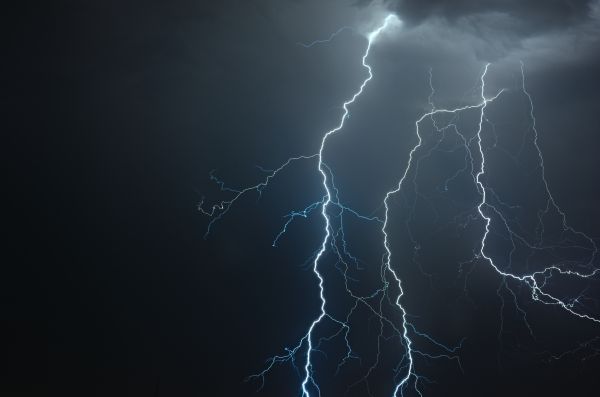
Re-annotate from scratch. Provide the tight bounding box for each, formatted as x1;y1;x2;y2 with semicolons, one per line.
200;13;600;397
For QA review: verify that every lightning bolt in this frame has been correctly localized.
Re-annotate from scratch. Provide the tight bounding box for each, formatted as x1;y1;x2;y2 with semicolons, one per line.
383;63;506;395
473;62;600;323
201;14;411;395
297;26;354;48
300;14;400;396
200;12;600;397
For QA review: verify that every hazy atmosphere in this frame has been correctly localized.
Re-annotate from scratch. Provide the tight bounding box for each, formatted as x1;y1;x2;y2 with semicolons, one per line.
7;1;600;396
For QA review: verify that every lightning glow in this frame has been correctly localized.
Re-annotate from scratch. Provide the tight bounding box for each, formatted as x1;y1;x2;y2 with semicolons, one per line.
472;62;600;323
300;14;399;396
200;12;600;397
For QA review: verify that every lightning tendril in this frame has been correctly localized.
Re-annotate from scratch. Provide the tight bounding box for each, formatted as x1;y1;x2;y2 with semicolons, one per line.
200;13;599;397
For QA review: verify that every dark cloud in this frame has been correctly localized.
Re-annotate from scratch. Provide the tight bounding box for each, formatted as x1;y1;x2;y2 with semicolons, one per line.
383;0;595;33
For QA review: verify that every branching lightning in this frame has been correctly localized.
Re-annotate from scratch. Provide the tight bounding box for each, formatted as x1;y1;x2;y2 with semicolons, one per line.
200;12;600;397
297;26;355;48
473;62;600;324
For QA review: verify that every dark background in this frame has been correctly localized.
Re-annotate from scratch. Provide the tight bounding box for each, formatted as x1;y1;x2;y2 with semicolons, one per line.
5;1;600;396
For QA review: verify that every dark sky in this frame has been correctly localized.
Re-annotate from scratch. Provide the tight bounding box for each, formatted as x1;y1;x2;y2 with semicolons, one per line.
7;1;600;396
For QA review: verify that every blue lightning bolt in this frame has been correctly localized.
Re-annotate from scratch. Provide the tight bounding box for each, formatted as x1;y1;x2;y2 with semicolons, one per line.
200;12;600;396
300;14;401;396
200;14;414;395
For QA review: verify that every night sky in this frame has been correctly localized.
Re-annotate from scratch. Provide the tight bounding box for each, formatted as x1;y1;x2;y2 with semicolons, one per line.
7;1;600;396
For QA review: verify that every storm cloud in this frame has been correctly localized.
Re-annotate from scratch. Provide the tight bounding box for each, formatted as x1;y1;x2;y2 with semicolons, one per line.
379;0;596;30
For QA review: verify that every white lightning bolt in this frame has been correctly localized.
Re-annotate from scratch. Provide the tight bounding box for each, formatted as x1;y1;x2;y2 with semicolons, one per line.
383;62;506;395
199;12;600;396
301;14;400;396
473;62;600;323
